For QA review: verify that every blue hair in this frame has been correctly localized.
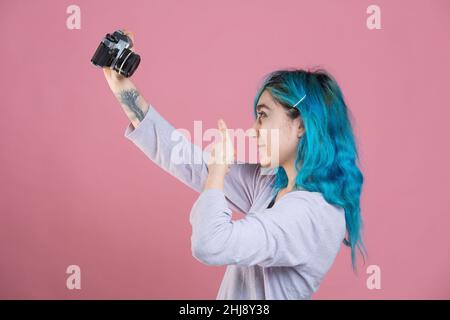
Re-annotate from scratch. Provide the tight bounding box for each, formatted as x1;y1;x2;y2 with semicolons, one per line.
253;68;366;271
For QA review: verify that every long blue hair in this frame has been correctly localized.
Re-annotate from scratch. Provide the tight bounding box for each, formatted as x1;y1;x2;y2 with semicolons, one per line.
253;68;366;271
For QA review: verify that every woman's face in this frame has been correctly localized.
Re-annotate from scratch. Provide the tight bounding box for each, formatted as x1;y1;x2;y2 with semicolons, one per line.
251;90;304;168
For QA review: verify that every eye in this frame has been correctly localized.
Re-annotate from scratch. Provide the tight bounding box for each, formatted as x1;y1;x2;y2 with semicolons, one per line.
256;111;267;120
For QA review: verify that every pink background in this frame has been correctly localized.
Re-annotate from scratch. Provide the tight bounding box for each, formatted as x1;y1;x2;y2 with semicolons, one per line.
1;0;449;299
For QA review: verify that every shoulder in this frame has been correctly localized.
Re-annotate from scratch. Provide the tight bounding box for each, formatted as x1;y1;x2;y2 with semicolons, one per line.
277;190;344;214
271;190;346;239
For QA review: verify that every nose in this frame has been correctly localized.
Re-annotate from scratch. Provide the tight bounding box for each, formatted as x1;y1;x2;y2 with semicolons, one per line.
248;121;259;138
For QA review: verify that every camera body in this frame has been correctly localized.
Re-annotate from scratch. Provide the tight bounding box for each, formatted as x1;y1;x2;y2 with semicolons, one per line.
91;30;141;78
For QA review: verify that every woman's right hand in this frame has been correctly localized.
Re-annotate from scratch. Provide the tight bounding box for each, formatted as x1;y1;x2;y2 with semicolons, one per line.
103;29;135;87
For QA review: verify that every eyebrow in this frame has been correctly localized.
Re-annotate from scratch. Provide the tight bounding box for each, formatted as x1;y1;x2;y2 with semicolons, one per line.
256;103;271;111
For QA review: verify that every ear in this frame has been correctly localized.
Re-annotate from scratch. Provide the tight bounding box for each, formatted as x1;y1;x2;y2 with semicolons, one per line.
293;116;305;139
297;126;305;139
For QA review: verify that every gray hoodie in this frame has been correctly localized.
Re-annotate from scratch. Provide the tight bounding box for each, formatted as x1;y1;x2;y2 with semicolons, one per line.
124;105;346;300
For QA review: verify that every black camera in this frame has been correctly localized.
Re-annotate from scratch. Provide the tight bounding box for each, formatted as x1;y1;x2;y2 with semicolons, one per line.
91;30;141;78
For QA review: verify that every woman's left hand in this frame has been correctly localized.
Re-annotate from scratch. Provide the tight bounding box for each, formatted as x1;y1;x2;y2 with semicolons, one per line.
204;119;234;190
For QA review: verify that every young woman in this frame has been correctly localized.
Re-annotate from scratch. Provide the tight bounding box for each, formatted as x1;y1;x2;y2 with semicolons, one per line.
103;31;365;300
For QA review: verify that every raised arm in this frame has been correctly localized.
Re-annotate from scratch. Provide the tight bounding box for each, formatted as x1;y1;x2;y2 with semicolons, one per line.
103;67;149;130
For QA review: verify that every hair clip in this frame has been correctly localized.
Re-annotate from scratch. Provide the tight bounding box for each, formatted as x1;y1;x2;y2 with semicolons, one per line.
292;94;306;108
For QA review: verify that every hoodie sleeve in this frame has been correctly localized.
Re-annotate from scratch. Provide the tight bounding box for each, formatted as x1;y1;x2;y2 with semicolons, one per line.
189;188;341;268
124;104;268;214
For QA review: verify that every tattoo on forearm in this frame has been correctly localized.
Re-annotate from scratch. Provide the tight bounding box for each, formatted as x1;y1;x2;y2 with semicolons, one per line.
119;89;145;121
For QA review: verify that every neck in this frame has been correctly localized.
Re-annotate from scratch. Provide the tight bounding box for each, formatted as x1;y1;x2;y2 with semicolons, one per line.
282;158;298;191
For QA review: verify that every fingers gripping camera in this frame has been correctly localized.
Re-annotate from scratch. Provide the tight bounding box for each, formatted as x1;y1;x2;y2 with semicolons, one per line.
91;30;141;78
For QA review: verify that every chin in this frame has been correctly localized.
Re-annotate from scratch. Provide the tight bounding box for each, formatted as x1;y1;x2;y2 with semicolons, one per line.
259;158;277;168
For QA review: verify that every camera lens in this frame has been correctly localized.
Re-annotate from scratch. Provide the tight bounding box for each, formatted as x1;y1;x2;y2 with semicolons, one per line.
114;48;141;77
